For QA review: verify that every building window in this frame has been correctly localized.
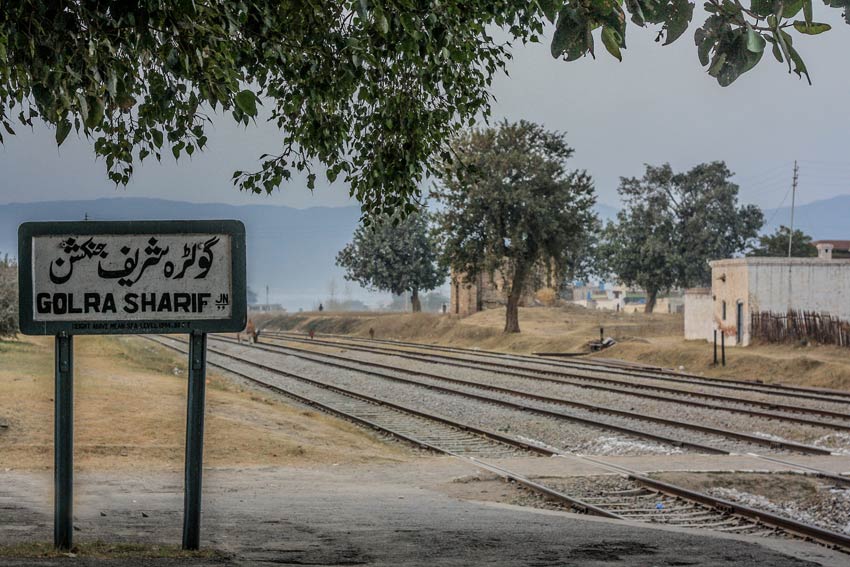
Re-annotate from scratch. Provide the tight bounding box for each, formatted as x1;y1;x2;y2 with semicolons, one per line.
722;301;727;320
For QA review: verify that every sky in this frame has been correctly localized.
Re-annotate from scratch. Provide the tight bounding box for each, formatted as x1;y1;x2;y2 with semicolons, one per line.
0;9;848;212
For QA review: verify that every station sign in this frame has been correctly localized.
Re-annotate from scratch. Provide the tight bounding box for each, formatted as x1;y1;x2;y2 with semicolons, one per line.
18;220;247;335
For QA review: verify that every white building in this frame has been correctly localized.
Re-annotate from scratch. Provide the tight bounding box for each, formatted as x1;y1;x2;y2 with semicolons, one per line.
687;247;850;346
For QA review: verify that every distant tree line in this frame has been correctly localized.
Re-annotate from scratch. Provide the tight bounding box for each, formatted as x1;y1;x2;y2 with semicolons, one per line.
335;120;824;332
0;254;18;338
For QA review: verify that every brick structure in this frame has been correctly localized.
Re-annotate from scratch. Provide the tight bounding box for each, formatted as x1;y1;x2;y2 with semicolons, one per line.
449;267;546;317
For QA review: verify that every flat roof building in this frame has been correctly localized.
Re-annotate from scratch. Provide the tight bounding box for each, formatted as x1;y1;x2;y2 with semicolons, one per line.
689;256;850;346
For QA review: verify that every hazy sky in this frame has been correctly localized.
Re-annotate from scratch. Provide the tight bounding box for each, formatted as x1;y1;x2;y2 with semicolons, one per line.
1;10;848;211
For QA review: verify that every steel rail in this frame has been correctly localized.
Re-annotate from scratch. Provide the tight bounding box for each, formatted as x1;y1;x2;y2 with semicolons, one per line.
744;454;850;488
207;336;731;454
272;330;850;402
149;335;850;551
230;335;832;455
148;336;552;456
144;335;620;518
258;333;850;427
572;454;850;550
209;336;730;454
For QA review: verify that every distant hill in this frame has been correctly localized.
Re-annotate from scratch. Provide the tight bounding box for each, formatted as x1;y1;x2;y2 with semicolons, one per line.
762;195;850;240
0;198;362;311
590;196;849;240
1;196;843;309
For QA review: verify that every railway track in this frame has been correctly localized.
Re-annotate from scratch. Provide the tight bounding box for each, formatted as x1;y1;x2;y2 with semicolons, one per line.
224;334;835;456
145;334;850;551
270;330;850;405
262;331;850;426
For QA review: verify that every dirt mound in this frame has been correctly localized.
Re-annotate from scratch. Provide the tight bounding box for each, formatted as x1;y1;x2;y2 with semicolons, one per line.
260;307;850;391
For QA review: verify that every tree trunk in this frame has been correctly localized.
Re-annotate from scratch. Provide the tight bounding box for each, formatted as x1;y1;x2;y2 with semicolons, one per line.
411;288;421;312
504;268;527;334
644;289;658;314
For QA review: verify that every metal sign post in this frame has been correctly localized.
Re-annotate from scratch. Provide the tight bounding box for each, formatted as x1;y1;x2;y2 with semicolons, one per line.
54;333;73;549
183;331;207;550
18;220;247;551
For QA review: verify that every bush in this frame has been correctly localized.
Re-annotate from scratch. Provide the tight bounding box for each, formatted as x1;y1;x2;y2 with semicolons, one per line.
0;256;18;338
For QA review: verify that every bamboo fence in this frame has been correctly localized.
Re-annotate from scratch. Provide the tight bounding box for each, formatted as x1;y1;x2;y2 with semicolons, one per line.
750;310;850;347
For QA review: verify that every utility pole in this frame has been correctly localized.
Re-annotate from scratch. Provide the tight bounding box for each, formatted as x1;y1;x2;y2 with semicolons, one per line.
265;285;269;307
787;161;799;258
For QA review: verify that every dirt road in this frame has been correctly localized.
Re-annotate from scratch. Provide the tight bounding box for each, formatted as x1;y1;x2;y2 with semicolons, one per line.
1;460;847;566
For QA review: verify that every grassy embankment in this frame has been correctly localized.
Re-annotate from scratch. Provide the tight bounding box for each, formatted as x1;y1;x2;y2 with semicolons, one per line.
0;335;408;471
257;305;850;391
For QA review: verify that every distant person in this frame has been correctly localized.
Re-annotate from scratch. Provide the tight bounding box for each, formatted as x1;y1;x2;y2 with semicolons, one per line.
442;303;447;314
318;303;324;312
309;329;315;340
369;327;375;340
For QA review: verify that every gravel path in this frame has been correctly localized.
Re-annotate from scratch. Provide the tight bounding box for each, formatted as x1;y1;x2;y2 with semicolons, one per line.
205;342;693;456
265;339;850;452
281;336;850;416
231;339;836;455
209;340;812;456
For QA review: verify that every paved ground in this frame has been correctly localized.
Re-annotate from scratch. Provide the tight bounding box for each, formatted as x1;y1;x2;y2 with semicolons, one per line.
1;458;848;566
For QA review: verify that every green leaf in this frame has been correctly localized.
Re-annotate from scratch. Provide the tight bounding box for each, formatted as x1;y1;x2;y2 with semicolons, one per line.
663;0;694;45
85;97;104;129
551;10;572;57
538;0;560;22
746;27;766;53
695;29;713;66
708;52;727;76
625;0;646;25
750;0;773;16
601;27;623;60
55;120;72;146
772;40;784;62
787;44;811;84
779;0;804;17
792;20;832;33
235;90;258;117
804;0;813;24
152;129;163;149
377;13;389;34
551;9;593;60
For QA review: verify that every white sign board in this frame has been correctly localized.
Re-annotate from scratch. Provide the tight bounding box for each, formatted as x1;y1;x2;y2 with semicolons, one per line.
19;220;247;335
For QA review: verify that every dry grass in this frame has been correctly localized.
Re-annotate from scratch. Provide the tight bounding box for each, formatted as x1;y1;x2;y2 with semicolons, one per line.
0;335;409;471
259;306;850;391
0;541;223;559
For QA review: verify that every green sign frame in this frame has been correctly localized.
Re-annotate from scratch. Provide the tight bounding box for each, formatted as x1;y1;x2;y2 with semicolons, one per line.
18;219;247;336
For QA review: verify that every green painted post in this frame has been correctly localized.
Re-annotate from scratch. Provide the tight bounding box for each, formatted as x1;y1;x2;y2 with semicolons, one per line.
54;333;73;550
182;331;207;550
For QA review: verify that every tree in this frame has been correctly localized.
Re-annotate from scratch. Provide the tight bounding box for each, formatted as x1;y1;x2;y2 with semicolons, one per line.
0;255;18;338
336;212;446;312
749;225;818;257
1;3;846;218
246;286;259;305
434;120;597;333
600;162;763;312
